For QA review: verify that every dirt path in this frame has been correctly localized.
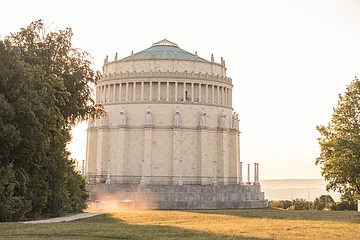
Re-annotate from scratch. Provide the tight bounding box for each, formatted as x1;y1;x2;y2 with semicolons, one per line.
23;212;104;224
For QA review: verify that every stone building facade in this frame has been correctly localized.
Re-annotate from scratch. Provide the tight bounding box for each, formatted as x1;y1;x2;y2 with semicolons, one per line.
85;39;267;209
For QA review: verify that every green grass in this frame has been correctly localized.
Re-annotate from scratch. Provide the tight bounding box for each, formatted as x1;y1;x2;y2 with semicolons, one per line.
0;208;359;240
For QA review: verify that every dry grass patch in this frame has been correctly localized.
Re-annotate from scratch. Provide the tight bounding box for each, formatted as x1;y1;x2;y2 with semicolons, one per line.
0;208;359;240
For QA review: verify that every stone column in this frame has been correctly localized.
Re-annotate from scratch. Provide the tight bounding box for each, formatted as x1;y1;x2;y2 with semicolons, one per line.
183;82;186;102
199;83;202;102
254;163;257;183
149;82;152;101
175;82;178;101
158;82;161;101
102;85;105;103
166;82;169;101
191;83;194;102
225;88;227;106
255;163;260;183
103;85;106;103
222;87;225;105
108;84;111;102
212;85;215;104
119;83;122;102
133;82;136;101
238;161;243;184
113;84;116;102
247;163;251;183
205;84;208;103
141;82;144;101
229;89;232;107
126;82;129;101
217;86;220;104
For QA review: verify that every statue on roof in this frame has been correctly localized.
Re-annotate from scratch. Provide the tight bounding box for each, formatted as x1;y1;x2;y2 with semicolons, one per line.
104;55;108;65
114;52;118;61
130;50;134;60
211;54;214;62
195;51;198;61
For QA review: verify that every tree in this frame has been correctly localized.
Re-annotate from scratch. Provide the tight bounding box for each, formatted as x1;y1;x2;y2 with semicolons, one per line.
312;195;335;210
0;20;96;221
316;77;360;204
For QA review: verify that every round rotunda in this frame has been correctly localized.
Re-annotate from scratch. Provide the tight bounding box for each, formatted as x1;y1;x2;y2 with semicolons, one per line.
86;39;267;209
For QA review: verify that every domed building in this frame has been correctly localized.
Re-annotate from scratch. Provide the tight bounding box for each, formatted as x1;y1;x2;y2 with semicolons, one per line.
86;39;267;209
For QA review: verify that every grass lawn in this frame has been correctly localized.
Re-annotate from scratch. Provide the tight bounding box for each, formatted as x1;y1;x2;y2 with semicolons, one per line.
0;208;359;240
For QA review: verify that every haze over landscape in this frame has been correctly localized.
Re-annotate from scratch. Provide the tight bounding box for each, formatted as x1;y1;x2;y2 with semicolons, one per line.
1;0;360;181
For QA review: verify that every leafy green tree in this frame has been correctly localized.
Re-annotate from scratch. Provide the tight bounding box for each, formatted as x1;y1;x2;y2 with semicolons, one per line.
316;77;360;203
312;195;335;210
0;20;95;221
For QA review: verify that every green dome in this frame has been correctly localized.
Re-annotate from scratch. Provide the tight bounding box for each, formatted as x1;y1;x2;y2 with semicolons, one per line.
121;39;209;62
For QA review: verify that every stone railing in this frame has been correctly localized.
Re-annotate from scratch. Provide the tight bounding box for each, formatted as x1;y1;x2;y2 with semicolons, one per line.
86;173;240;185
101;70;232;84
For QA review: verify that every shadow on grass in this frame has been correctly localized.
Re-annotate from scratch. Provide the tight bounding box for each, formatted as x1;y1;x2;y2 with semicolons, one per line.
186;208;360;223
0;213;271;240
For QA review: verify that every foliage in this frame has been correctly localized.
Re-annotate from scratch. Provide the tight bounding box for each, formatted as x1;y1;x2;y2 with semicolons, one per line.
316;78;360;203
0;20;94;221
269;199;311;210
312;195;335;210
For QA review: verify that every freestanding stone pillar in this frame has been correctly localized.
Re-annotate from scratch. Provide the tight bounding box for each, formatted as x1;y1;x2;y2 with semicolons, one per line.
247;163;250;183
238;161;243;184
254;163;257;183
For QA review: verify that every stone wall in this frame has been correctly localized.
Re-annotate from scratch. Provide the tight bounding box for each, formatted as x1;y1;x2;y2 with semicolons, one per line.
88;183;268;210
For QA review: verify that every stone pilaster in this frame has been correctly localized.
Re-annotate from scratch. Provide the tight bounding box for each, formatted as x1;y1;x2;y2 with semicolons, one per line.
143;127;153;180
198;127;208;184
96;127;106;172
172;128;181;178
236;131;241;184
116;127;127;175
221;130;229;184
86;128;97;173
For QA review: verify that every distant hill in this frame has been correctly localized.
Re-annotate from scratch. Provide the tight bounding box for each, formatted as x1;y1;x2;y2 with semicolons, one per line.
260;179;341;201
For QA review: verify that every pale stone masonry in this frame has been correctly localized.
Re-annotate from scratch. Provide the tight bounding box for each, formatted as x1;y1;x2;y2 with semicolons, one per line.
86;39;267;209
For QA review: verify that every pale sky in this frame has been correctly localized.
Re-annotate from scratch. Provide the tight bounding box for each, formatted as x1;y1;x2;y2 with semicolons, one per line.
1;0;360;180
